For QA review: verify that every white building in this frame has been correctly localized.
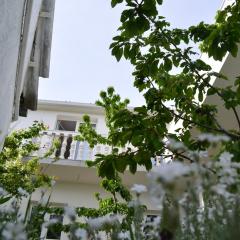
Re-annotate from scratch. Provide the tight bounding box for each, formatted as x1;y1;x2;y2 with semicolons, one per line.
14;100;159;240
0;0;55;151
8;1;240;239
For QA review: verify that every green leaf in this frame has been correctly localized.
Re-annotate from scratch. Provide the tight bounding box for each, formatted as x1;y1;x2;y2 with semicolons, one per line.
123;16;150;37
111;0;123;8
129;161;137;174
115;157;128;173
123;44;131;59
164;58;172;71
0;196;11;205
145;159;152;171
207;88;216;96
229;43;238;58
112;46;123;61
121;9;134;23
142;0;158;17
98;160;115;179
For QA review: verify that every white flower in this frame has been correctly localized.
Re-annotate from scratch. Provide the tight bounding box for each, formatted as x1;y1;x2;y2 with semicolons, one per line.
211;184;231;198
167;138;186;150
17;187;29;196
2;222;27;240
43;218;59;228
87;214;120;230
198;133;230;142
199;151;208;158
219;152;233;165
148;162;198;200
149;162;192;183
118;231;130;239
64;206;76;220
0;187;7;196
128;199;141;208
74;228;87;239
131;184;147;194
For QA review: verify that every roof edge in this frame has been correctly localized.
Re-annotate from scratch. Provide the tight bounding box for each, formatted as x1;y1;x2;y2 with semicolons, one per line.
37;99;104;114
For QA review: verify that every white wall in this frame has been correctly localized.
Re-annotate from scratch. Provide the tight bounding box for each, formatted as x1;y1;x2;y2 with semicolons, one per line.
0;0;25;150
15;105;159;240
30;181;159;212
19;181;158;240
12;0;43;120
0;0;45;150
11;108;108;135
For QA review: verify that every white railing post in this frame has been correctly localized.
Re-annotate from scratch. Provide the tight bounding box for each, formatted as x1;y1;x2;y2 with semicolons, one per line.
59;134;67;159
50;132;57;158
38;132;53;157
87;147;93;161
76;141;84;160
69;138;76;160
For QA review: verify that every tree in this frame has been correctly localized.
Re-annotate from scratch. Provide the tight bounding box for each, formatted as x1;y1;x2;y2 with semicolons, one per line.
75;0;240;239
0;121;52;198
0;122;55;239
1;1;240;239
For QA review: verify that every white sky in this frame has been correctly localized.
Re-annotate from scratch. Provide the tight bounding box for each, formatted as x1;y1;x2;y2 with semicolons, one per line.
39;0;222;107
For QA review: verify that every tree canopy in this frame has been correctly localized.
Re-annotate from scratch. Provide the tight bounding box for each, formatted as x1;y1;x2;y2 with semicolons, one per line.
76;0;240;179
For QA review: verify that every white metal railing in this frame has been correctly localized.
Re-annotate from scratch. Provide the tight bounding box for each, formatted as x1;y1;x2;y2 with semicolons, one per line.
33;130;127;161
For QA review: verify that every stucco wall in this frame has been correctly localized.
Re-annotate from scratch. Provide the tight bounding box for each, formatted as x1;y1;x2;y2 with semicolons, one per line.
12;109;109;135
0;0;45;150
30;181;158;210
12;0;43;120
0;0;25;150
14;104;159;240
19;180;158;240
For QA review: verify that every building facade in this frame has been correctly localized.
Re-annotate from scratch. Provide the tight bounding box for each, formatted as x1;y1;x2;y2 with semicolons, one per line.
0;0;55;151
14;100;159;240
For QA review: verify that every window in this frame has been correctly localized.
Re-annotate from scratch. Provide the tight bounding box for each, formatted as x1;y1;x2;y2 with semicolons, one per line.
56;120;97;132
56;120;77;131
46;214;63;240
29;205;45;239
28;203;64;240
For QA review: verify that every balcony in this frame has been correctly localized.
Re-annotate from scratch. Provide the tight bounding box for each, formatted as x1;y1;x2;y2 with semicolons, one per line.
31;130;160;185
34;130;128;161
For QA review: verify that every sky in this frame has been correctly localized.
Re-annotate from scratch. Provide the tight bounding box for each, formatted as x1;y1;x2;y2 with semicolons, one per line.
39;0;222;107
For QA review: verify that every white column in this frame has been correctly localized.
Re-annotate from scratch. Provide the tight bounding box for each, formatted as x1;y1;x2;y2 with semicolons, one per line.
69;138;76;160
38;132;53;157
59;134;67;159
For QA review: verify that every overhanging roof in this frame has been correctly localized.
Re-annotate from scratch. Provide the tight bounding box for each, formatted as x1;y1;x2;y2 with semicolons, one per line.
38;100;105;115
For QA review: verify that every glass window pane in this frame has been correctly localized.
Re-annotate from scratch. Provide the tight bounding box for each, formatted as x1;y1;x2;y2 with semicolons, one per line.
56;120;76;131
46;214;63;239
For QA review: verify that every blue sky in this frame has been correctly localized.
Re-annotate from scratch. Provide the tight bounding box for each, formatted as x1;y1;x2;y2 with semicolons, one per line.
39;0;222;106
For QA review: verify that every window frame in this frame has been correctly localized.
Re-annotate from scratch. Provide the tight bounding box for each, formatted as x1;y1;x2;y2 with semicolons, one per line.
28;202;67;240
45;214;64;240
55;115;97;133
55;119;77;132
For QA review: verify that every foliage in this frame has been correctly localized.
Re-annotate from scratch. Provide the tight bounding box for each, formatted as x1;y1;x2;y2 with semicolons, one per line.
107;0;240;177
73;0;240;239
76;87;132;179
0;122;52;197
1;0;240;239
0;122;55;239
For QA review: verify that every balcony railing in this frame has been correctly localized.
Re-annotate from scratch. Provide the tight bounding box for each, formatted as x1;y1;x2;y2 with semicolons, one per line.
33;130;128;161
